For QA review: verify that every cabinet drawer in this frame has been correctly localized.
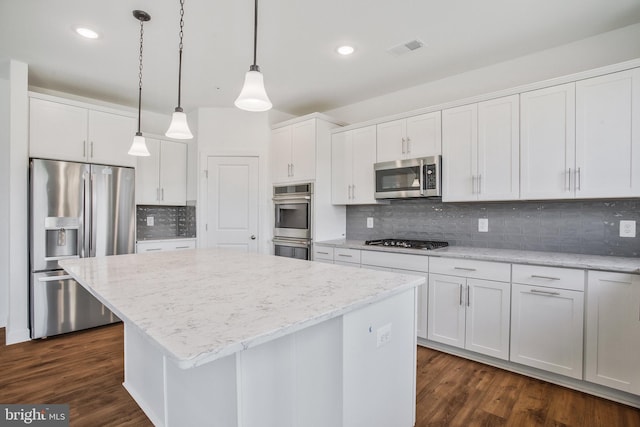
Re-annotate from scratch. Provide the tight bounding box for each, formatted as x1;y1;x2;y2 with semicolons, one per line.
361;250;428;273
512;264;584;291
429;257;510;282
313;245;334;262
136;239;195;253
334;248;361;264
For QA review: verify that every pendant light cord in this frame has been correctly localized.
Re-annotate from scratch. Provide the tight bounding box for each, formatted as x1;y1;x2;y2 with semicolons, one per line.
177;0;185;109
252;0;258;67
137;18;145;134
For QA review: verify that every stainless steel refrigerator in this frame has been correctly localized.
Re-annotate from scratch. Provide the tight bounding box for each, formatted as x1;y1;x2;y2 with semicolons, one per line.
29;158;135;339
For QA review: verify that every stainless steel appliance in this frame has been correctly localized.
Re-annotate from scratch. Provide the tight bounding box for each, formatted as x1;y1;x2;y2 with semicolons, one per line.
273;183;312;260
374;155;442;199
29;158;135;338
364;238;448;250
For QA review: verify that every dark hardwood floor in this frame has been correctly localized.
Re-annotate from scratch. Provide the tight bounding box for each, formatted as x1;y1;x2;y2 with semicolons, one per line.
2;324;639;426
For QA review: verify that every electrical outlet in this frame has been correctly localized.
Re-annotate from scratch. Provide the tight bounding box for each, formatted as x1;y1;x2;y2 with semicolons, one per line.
367;217;374;228
619;220;636;238
376;323;392;348
147;216;154;227
478;218;488;233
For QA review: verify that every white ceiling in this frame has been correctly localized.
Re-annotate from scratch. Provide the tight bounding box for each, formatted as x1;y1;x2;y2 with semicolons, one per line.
1;0;639;116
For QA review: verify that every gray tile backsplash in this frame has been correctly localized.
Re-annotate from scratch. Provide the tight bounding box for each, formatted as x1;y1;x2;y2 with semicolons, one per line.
346;199;640;257
137;205;197;241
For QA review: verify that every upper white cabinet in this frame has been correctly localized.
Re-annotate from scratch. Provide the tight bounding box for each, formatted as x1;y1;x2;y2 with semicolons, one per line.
585;271;640;395
376;111;441;162
520;83;576;199
271;119;316;184
136;138;187;205
575;68;640;198
442;95;519;202
510;265;584;379
29;96;136;167
331;126;377;205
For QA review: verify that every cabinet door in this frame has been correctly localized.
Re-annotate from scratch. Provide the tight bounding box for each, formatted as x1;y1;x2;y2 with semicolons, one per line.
160;141;187;205
465;279;510;360
428;273;465;349
271;126;292;183
586;271;640;394
331;132;351;204
376;119;405;162
510;283;584;379
520;84;576;200
477;95;520;201
406;111;442;157
442;104;478;202
29;97;88;162
88;110;137;167
135;138;161;205
576;68;640;198
290;120;316;182
350;126;377;204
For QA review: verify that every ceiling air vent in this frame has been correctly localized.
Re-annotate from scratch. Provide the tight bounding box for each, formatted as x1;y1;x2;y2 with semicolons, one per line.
387;39;425;56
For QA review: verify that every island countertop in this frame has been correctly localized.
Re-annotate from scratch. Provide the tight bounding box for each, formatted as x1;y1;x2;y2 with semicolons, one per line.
60;248;424;369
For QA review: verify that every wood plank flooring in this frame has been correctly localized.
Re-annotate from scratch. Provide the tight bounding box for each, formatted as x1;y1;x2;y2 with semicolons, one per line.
2;324;639;426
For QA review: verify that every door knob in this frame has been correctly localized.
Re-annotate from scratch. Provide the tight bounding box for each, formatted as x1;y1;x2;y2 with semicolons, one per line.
250;235;256;240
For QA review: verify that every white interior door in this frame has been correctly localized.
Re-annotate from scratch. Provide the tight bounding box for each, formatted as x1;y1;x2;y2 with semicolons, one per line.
206;156;259;252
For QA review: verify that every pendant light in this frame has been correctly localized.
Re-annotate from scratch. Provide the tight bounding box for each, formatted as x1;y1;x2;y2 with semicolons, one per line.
165;0;193;139
234;0;272;112
128;10;151;157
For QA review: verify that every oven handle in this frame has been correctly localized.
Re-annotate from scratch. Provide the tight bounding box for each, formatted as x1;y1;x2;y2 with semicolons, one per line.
273;238;311;248
273;196;311;203
419;158;425;196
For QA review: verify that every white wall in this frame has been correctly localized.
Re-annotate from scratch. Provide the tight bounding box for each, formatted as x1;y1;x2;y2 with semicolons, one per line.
195;108;272;254
0;74;9;328
324;23;640;124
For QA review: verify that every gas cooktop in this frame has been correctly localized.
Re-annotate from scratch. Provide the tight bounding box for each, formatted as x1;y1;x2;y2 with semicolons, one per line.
364;239;449;250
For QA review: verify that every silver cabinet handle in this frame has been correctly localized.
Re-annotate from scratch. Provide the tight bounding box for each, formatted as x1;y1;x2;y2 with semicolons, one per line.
459;284;463;306
39;275;74;282
161;188;165;201
530;275;561;281
576;167;581;191
467;285;470;307
454;267;477;272
567;168;572;192
477;174;481;194
406;137;411;154
146;248;162;251
338;254;353;258
530;289;561;296
316;251;329;255
175;246;191;249
600;278;631;285
90;141;94;158
401;137;406;154
83;140;86;157
291;163;294;177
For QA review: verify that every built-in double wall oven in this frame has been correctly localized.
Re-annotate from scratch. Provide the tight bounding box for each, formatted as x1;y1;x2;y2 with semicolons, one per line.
273;183;312;260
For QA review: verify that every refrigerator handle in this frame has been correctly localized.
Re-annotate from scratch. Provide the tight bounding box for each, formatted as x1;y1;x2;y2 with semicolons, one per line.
90;172;97;257
80;172;89;258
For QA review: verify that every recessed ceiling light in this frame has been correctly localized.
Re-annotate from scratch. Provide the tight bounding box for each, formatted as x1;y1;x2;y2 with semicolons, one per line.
337;45;355;56
75;27;100;39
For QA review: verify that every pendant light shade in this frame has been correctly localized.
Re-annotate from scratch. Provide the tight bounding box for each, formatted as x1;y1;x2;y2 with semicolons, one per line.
235;0;272;112
129;10;151;157
165;0;194;139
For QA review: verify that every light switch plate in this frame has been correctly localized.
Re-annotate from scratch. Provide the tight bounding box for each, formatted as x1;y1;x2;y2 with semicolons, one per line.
478;218;488;233
619;220;636;238
376;323;391;348
367;217;374;228
147;216;154;227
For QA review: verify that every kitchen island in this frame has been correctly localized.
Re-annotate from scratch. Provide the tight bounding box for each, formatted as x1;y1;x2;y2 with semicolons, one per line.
60;248;424;427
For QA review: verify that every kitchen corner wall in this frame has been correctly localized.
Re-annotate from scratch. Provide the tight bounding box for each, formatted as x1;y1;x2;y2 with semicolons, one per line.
347;199;640;257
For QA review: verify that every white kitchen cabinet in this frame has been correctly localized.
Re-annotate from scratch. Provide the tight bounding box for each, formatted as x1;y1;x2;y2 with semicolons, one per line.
585;271;640;395
361;250;429;340
575;68;640;198
136;138;187;205
29;96;136;167
333;247;361;267
442;95;519;202
331;126;377;205
376;111;441;162
428;258;511;360
510;265;584;379
271;119;316;184
520;83;576;199
312;244;334;264
136;238;196;253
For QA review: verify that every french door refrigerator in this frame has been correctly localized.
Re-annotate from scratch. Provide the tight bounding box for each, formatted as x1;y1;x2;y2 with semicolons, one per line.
29;158;135;339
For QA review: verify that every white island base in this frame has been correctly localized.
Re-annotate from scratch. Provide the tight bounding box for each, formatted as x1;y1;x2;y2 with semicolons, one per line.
123;289;416;427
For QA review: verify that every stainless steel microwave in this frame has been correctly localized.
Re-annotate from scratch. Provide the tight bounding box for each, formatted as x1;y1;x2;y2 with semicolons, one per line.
374;155;442;199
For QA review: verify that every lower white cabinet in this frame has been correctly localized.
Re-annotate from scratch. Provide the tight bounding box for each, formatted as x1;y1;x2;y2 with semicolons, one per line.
136;239;196;253
333;247;361;267
586;271;640;394
428;258;511;360
312;244;334;264
510;265;584;379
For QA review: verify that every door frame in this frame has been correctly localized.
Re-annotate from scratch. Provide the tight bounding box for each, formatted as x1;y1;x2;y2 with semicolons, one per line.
198;150;270;254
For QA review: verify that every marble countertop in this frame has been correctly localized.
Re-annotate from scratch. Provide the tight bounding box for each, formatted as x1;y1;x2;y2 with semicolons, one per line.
315;239;640;274
60;249;423;369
